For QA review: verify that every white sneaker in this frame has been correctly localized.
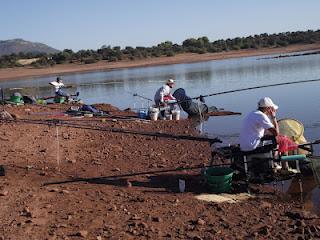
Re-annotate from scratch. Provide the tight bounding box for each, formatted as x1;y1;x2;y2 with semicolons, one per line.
274;162;282;170
287;167;299;174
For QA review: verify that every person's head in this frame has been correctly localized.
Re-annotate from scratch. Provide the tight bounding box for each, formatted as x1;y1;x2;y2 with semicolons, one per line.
56;77;62;83
258;97;279;113
166;79;175;88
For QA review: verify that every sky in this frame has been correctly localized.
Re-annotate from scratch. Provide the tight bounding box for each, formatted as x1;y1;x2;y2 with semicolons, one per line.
1;0;320;51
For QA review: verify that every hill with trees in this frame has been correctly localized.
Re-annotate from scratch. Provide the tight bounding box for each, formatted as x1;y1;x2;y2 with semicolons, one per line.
0;39;59;56
0;30;320;68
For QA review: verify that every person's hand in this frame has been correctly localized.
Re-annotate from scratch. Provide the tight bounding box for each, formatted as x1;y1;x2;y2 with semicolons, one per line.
267;107;276;118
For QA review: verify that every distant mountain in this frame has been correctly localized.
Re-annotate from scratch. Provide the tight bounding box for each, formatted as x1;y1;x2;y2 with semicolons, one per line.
0;39;60;56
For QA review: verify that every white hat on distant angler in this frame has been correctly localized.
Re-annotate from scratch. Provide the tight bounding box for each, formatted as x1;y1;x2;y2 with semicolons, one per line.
258;97;279;110
167;79;175;84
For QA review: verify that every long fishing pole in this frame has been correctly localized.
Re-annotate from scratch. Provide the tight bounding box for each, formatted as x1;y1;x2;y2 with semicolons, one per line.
125;90;153;102
191;78;320;100
1;88;4;111
4;118;222;144
132;93;153;102
43;163;230;186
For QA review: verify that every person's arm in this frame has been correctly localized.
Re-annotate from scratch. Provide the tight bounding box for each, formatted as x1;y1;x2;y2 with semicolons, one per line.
268;116;279;136
159;85;170;103
267;107;279;136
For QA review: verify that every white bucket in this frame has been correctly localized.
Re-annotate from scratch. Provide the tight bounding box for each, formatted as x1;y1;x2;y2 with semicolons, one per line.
172;110;180;120
149;111;159;121
149;107;159;121
165;113;173;120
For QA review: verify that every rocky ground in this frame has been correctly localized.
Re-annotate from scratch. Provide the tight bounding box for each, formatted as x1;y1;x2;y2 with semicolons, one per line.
0;104;319;240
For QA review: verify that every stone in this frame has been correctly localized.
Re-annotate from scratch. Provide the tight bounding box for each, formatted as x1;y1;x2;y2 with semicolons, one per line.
0;111;14;120
126;180;132;188
48;188;59;192
21;207;32;218
0;190;8;196
260;201;272;209
152;217;162;222
196;218;206;226
76;230;88;238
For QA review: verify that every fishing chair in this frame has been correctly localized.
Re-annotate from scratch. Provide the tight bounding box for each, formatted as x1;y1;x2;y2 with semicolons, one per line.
231;136;278;182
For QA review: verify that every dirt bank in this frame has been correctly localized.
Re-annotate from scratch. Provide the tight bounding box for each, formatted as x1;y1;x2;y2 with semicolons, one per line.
0;104;319;239
1;43;320;81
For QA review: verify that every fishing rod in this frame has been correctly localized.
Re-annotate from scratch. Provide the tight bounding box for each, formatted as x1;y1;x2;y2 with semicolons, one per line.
43;163;230;186
1;88;5;111
4;118;222;144
132;93;153;102
8;81;124;91
126;91;153;102
191;78;320;100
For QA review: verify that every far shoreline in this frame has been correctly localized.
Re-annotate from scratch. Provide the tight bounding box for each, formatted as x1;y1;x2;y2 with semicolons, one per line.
0;43;320;82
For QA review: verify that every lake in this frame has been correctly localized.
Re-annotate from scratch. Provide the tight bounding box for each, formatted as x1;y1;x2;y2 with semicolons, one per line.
1;52;320;213
2;53;320;147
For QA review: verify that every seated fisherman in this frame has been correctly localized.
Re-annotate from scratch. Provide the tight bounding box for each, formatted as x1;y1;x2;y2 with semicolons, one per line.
154;79;177;119
239;97;279;152
172;88;217;117
239;97;279;175
154;79;176;106
50;77;69;100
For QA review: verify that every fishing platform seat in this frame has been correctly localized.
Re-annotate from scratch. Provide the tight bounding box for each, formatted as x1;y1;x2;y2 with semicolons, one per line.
231;136;277;180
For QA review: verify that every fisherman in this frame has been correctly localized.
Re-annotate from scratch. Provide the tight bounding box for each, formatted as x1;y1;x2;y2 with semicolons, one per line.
154;79;177;119
154;79;176;106
239;97;301;176
50;77;69;100
173;88;217;117
239;97;279;152
238;97;280;176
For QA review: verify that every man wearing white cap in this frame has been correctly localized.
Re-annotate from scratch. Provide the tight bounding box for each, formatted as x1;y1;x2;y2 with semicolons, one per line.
154;79;176;106
239;97;279;151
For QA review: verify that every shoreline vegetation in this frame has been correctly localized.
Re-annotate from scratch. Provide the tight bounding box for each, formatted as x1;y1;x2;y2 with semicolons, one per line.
1;43;320;82
1;29;320;81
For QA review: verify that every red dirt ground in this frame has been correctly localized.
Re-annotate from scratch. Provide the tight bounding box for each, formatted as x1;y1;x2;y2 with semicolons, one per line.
0;104;319;239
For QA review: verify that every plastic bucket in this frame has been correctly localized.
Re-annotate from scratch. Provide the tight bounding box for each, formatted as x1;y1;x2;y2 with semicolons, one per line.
138;110;147;119
36;99;47;105
149;111;159;121
165;113;172;120
204;167;233;193
172;110;180;120
10;96;23;103
149;107;159;121
54;97;65;103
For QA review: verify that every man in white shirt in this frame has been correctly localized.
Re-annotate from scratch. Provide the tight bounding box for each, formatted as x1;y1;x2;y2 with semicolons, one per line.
50;77;69;99
154;79;176;106
239;97;279;152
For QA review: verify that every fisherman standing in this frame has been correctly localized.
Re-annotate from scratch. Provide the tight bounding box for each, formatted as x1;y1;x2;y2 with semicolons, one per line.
154;79;176;106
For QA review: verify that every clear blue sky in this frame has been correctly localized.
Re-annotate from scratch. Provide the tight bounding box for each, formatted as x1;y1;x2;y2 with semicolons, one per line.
1;0;319;51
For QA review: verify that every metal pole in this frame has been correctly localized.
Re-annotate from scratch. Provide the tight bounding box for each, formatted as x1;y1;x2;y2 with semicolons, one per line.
1;88;4;111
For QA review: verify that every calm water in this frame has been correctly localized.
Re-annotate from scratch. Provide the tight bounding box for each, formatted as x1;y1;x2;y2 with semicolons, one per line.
2;53;320;146
1;52;320;212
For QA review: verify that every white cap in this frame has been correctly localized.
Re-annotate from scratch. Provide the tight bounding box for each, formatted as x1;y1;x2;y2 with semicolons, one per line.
258;97;279;110
167;79;175;84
